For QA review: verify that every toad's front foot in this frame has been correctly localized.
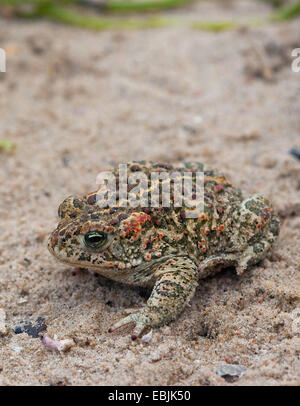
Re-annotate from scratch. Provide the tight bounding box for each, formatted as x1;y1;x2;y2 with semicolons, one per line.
108;308;158;340
108;256;198;339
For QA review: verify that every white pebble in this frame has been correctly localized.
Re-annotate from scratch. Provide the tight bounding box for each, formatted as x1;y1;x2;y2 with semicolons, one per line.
141;330;153;344
41;335;75;353
0;308;7;336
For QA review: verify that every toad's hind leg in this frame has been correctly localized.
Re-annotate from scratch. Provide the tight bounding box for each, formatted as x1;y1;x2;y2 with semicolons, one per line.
237;229;280;275
197;210;280;277
108;256;198;339
233;195;280;274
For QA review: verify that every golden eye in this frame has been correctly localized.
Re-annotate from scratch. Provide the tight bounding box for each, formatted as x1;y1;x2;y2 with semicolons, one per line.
84;231;107;249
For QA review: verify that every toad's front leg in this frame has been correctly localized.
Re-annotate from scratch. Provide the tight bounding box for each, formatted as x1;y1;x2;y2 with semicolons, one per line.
108;257;198;339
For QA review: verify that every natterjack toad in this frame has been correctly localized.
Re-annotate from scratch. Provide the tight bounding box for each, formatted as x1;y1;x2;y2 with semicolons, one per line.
48;161;280;339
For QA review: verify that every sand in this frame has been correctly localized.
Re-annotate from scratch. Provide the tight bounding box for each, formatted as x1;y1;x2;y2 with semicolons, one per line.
0;0;299;386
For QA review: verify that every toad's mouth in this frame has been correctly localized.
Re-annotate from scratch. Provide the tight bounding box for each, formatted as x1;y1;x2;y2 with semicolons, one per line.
48;240;179;275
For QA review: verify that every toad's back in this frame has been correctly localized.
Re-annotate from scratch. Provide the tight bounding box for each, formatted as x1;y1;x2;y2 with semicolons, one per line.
93;161;244;260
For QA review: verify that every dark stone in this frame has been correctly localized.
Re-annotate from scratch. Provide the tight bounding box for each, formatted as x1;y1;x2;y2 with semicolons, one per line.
290;148;300;161
14;317;47;338
14;326;23;334
217;364;247;382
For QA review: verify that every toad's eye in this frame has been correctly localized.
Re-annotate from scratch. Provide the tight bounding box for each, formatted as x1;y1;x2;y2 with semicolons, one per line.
84;231;107;249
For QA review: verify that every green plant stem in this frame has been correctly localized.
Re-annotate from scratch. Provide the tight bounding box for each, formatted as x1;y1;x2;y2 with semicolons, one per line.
191;20;237;32
0;140;17;153
0;0;197;12
106;0;196;12
1;0;300;31
271;1;300;20
31;3;176;29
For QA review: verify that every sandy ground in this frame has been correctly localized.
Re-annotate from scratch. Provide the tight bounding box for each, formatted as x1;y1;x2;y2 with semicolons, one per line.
0;0;300;386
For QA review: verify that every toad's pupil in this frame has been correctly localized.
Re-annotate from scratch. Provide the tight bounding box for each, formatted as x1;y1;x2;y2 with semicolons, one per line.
84;232;106;246
89;235;102;243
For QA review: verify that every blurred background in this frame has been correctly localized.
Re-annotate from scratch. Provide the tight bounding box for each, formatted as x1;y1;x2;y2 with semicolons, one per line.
0;0;299;386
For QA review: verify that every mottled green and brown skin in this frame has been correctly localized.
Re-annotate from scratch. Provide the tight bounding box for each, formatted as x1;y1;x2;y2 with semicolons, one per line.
48;161;280;339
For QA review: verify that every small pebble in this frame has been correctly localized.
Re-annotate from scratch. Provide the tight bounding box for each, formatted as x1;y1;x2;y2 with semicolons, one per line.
0;308;7;336
12;346;23;353
193;115;203;124
217;364;247;382
150;351;161;362
13;317;47;338
289;148;300;161
14;326;23;334
40;334;75;353
141;330;153;344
